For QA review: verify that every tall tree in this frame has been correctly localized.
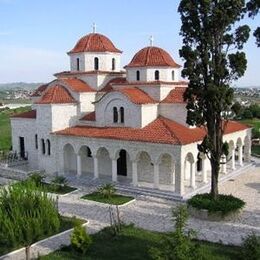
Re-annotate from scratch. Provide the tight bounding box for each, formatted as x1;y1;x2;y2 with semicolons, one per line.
247;0;260;46
178;0;250;198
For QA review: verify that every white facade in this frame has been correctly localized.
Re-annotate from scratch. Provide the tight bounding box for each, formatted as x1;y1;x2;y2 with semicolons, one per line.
10;32;252;198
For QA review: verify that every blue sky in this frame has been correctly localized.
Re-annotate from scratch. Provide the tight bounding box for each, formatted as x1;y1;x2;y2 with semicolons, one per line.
0;0;259;86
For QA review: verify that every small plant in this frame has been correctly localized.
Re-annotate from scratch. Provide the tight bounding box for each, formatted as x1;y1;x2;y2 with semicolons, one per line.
70;219;92;255
97;184;116;199
28;172;45;186
241;233;260;260
149;205;203;260
51;176;68;191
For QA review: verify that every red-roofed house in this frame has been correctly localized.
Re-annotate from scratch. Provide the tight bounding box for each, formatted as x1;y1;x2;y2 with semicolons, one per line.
10;29;251;199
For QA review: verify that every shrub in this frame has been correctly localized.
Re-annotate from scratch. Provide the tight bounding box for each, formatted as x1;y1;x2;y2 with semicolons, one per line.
97;184;116;199
28;172;46;186
241;233;260;260
149;205;203;260
51;176;68;191
0;180;60;259
70;220;92;255
187;193;245;216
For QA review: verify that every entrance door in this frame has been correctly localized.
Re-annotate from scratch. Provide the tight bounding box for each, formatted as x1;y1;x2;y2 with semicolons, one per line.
19;137;25;159
117;150;127;176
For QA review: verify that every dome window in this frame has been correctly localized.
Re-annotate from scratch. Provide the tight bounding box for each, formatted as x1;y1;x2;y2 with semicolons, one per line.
112;58;116;71
120;107;124;123
136;70;140;81
155;70;160;80
113;107;118;123
172;70;175;81
47;139;51;156
76;58;80;71
94;57;99;70
41;139;45;155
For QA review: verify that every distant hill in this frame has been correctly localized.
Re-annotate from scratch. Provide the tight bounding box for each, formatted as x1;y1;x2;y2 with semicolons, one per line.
0;82;45;90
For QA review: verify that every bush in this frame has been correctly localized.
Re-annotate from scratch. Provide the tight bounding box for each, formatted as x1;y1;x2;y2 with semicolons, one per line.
187;193;245;216
149;205;203;260
28;172;46;186
51;176;68;191
70;220;92;255
241;233;260;260
97;184;116;199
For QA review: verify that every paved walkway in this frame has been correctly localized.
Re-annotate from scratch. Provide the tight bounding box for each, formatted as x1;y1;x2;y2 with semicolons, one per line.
1;159;260;259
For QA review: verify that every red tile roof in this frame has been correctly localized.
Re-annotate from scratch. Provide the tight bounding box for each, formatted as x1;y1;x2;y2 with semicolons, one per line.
54;70;125;77
31;84;48;97
61;78;95;92
68;33;122;54
161;87;187;103
11;110;36;119
125;46;181;68
80;111;96;121
53;117;249;145
36;85;76;104
101;77;127;92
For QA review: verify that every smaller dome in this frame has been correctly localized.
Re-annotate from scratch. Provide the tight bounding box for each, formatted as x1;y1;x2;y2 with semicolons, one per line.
68;33;122;54
125;46;181;68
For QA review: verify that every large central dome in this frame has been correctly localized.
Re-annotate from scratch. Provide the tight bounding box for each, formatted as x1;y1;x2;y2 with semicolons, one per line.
125;46;181;68
68;33;122;54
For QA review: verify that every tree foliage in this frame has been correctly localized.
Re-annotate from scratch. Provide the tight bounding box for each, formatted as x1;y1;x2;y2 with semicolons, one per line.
178;0;250;198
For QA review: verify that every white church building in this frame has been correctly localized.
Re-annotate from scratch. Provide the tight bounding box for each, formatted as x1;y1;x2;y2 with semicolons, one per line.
11;29;251;198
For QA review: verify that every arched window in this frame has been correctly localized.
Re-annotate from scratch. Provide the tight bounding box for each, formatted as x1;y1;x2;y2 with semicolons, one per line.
87;147;92;157
94;57;99;70
136;70;140;81
35;134;38;149
113;107;118;123
172;70;175;81
112;58;116;71
197;154;202;172
76;58;80;71
41;139;45;155
120;107;124;123
155;70;160;80
47;139;51;156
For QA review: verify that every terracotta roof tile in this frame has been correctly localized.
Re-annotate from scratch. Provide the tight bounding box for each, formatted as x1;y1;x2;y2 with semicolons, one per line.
161;87;187;103
36;85;76;104
68;33;122;54
61;78;95;92
53;118;249;145
80;111;96;121
31;84;48;97
11;110;36;119
125;46;181;68
101;77;127;92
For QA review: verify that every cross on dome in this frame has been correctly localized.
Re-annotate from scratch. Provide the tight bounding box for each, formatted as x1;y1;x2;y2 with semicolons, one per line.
92;23;97;33
149;35;154;46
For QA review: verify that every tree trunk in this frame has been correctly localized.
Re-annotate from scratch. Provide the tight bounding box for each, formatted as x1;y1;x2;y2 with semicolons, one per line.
210;157;220;199
25;246;31;260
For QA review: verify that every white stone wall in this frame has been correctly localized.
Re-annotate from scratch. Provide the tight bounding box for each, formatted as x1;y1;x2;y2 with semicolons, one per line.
11;118;38;169
78;93;96;114
69;52;121;72
138;85;173;102
141;104;158;127
126;67;180;82
159;103;188;126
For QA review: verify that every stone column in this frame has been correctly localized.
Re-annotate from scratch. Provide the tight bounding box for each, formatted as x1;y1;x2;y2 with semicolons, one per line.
231;149;236;170
132;160;138;186
112;159;117;182
76;154;82;177
93;156;99;179
238;146;243;166
190;162;196;189
153;163;159;189
175;162;184;195
202;158;207;183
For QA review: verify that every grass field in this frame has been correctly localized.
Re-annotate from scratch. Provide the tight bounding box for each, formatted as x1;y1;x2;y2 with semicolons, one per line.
40;225;240;260
0;106;31;151
239;118;260;130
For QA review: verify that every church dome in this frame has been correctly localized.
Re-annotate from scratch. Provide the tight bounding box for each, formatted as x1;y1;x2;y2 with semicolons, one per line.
68;33;122;54
125;46;181;68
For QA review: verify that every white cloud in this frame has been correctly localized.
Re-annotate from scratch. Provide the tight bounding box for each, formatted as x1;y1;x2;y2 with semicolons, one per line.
0;45;69;82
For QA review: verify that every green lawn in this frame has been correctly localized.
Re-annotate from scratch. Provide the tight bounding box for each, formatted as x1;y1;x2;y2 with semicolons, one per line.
0;106;31;151
239;118;260;131
81;192;134;205
40;225;240;260
40;182;77;195
0;216;82;256
252;145;260;156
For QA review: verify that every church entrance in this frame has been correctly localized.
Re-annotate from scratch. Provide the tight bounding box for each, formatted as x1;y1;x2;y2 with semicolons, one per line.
117;150;127;176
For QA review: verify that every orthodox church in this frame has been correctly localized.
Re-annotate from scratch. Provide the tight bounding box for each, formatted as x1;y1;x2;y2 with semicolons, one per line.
11;27;251;198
